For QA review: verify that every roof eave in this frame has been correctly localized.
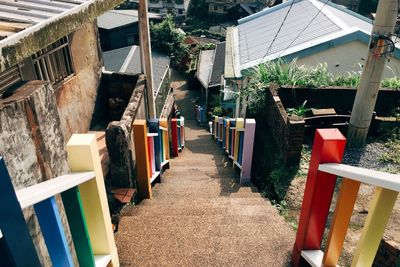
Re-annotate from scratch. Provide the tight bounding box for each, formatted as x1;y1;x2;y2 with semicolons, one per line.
0;0;124;73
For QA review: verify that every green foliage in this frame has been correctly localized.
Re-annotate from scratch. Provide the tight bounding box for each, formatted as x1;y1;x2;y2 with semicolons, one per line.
150;15;188;66
211;106;223;116
198;43;216;50
190;29;225;41
286;100;311;117
243;59;400;116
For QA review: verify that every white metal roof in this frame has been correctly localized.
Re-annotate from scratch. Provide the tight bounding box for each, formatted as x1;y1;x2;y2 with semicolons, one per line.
97;9;162;30
235;0;373;72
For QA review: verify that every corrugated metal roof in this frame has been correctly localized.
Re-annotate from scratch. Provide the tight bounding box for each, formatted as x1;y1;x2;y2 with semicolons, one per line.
102;45;170;92
235;0;374;71
197;49;214;89
210;42;226;87
97;9;162;30
0;0;85;39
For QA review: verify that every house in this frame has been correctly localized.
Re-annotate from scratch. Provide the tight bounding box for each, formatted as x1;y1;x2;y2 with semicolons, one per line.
102;45;171;116
196;42;226;110
97;9;163;51
227;2;267;21
207;0;272;15
224;0;400;117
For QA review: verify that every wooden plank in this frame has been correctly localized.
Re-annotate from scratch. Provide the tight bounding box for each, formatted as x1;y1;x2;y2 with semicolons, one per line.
319;163;400;192
66;134;119;266
241;119;256;184
292;129;346;267
171;119;179;157
234;119;244;161
0;157;41;267
16;171;95;209
34;197;74;267
323;178;360;266
301;250;324;267
61;187;95;267
351;187;398;267
133;120;152;199
159;119;170;161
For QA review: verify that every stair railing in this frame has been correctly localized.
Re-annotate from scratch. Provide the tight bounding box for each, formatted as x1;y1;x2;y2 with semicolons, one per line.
0;134;119;267
292;128;400;267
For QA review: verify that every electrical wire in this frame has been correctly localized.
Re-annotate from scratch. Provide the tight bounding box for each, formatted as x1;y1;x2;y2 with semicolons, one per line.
261;0;296;60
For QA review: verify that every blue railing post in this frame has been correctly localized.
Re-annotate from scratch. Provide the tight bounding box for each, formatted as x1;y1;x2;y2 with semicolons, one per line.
0;157;41;267
149;119;161;172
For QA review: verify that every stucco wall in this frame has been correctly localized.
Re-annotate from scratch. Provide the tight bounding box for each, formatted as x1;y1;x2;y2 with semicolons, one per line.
296;41;400;78
56;22;103;143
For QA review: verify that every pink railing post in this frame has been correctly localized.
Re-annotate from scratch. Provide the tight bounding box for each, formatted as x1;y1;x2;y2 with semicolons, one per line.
292;129;346;266
171;119;179;157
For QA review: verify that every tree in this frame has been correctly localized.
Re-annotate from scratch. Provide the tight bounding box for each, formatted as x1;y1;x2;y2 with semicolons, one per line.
150;15;188;66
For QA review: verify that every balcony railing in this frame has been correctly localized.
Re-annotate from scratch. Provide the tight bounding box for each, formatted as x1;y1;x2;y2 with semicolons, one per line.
292;128;400;267
211;116;256;184
0;134;119;267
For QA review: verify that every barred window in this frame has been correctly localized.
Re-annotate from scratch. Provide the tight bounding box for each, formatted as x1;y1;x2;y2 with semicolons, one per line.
0;66;22;97
32;36;74;84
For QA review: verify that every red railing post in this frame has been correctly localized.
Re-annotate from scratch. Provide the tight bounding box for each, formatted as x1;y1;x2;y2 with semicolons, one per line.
292;129;346;266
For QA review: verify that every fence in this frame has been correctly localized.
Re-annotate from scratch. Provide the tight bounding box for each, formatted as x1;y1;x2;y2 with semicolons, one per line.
292;128;400;267
133;117;182;199
0;134;119;267
211;116;256;184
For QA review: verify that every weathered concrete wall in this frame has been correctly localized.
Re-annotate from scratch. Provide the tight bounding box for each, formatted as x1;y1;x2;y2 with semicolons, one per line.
56;22;103;142
106;76;146;187
0;80;76;266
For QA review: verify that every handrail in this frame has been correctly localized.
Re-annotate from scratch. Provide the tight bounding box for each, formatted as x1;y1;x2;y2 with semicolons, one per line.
16;171;95;209
292;128;400;267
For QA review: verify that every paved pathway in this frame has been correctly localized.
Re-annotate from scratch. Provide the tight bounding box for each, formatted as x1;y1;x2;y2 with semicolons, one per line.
115;71;295;266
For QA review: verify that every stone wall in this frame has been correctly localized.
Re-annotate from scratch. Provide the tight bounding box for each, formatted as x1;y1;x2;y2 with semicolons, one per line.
0;81;76;266
56;22;103;143
265;84;305;165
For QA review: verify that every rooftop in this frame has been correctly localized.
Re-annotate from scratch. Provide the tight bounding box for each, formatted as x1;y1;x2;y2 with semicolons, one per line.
97;9;162;30
0;0;122;72
102;45;170;94
225;0;380;77
197;42;226;89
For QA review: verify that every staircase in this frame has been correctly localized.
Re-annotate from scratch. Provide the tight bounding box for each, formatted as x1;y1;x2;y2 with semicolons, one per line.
115;120;295;266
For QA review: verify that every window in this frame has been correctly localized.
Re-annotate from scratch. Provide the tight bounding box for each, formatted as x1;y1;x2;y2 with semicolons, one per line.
31;36;74;84
0;66;22;97
214;5;218;10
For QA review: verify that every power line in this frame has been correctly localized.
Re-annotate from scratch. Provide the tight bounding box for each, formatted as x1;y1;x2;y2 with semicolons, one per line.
262;0;296;60
280;0;330;56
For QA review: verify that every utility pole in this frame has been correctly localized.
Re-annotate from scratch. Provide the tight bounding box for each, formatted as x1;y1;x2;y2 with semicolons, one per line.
139;0;156;118
347;0;398;147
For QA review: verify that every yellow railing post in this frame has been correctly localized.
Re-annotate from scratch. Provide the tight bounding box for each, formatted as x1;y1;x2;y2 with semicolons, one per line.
160;118;170;161
234;118;244;161
351;187;398;267
66;134;119;266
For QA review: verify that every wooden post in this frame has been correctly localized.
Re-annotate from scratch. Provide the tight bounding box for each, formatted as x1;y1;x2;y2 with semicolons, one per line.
0;158;41;267
351;187;398;266
34;197;74;267
132;120;152;199
292;129;346;267
66;134;119;266
171;119;179;157
160;119;170;161
241;119;256;184
347;0;398;147
139;0;156;118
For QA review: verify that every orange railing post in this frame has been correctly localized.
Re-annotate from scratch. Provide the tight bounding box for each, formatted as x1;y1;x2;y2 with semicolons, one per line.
292;129;346;266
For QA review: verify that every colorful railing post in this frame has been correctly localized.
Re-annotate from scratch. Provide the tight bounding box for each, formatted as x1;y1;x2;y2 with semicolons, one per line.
171;118;179;157
292;129;346;267
240;119;256;184
213;116;218;140
229;119;236;157
0;157;41;267
159;118;170;169
179;117;185;149
133;120;152;199
218;117;223;144
223;118;229;149
66;134;119;266
149;119;161;173
233;118;244;162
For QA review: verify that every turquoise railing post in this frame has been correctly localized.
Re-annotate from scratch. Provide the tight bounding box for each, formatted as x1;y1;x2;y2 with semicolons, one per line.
34;197;74;267
292;129;346;267
0;157;41;267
